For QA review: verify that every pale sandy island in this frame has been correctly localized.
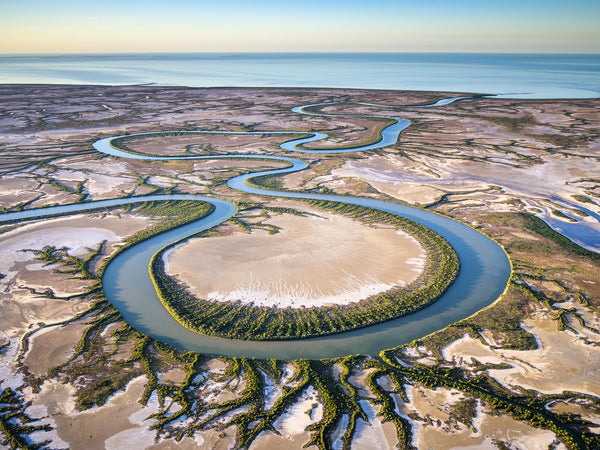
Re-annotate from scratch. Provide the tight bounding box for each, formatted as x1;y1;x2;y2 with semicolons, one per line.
165;211;426;308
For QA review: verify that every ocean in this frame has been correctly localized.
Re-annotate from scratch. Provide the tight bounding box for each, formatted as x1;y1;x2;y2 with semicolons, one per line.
1;53;599;99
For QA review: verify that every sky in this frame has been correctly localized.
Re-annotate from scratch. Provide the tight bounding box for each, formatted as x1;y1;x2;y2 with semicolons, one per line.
1;0;599;54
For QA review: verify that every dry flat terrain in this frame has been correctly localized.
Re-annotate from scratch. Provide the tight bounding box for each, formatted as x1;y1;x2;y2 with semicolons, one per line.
0;85;599;449
165;204;425;309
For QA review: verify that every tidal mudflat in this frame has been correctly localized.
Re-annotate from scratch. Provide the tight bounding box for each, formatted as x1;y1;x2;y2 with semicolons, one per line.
164;205;426;309
0;85;599;449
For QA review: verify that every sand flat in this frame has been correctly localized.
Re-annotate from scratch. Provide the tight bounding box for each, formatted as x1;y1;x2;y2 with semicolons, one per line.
165;211;426;308
23;321;90;376
443;313;600;396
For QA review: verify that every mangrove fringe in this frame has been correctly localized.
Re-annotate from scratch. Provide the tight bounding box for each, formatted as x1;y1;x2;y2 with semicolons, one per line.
150;200;460;340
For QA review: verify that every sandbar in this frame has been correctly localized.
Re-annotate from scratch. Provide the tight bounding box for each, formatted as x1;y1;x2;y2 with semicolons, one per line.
165;210;426;308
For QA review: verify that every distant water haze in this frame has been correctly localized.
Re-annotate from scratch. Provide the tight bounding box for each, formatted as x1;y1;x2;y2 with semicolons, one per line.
1;53;599;99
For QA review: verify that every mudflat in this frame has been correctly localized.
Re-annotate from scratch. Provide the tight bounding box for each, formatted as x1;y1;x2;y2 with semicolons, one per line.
0;85;598;450
165;208;425;308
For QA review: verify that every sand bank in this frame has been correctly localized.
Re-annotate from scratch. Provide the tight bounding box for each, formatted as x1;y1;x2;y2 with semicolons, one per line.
165;211;426;308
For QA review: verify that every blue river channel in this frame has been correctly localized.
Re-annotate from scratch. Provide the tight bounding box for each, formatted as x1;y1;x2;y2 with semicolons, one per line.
1;97;512;358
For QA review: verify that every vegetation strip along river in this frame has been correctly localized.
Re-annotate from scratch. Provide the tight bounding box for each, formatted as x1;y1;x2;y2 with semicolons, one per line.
0;96;511;358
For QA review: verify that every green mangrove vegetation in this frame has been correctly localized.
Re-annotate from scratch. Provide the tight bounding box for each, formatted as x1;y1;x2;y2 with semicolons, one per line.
375;352;600;450
3;89;599;450
517;213;600;262
0;388;52;450
150;200;460;340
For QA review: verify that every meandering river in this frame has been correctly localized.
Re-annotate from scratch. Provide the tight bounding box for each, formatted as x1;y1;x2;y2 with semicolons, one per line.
1;97;513;359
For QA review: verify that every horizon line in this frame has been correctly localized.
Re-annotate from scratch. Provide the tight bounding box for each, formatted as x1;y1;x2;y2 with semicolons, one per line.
1;51;600;56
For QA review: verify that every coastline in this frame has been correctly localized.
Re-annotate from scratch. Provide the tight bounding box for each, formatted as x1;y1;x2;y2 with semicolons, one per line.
1;52;599;99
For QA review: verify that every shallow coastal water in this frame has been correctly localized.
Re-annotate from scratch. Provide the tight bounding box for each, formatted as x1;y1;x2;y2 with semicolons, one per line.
1;52;599;99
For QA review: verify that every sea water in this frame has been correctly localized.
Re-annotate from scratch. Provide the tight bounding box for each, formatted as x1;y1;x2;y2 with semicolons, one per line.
1;52;599;99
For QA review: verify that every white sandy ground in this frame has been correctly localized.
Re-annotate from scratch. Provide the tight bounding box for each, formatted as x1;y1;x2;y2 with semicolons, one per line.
273;386;323;435
256;363;568;450
442;311;600;397
349;400;398;449
341;154;598;202
0;214;149;290
22;320;91;377
0;177;40;199
23;402;71;449
24;376;162;450
26;375;213;449
0;223;131;364
328;153;600;238
1;160;145;205
0;330;25;390
334;152;600;201
406;385;566;450
21;370;568;450
0;286;98;391
1;226;116;286
53;169;138;198
165;211;426;308
0;212;166;448
262;370;283;410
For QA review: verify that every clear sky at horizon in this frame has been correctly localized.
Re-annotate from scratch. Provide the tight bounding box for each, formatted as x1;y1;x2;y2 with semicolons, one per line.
1;0;599;54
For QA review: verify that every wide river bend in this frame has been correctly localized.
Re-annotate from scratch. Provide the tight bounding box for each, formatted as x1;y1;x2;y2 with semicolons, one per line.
1;97;511;359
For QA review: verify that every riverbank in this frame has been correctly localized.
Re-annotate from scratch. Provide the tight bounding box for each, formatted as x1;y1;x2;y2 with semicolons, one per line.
0;85;598;449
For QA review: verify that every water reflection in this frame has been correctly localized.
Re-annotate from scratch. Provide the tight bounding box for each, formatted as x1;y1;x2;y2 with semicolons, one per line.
1;53;598;99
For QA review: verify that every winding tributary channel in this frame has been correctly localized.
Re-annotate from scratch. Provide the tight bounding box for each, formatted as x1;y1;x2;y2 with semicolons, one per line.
1;97;513;359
